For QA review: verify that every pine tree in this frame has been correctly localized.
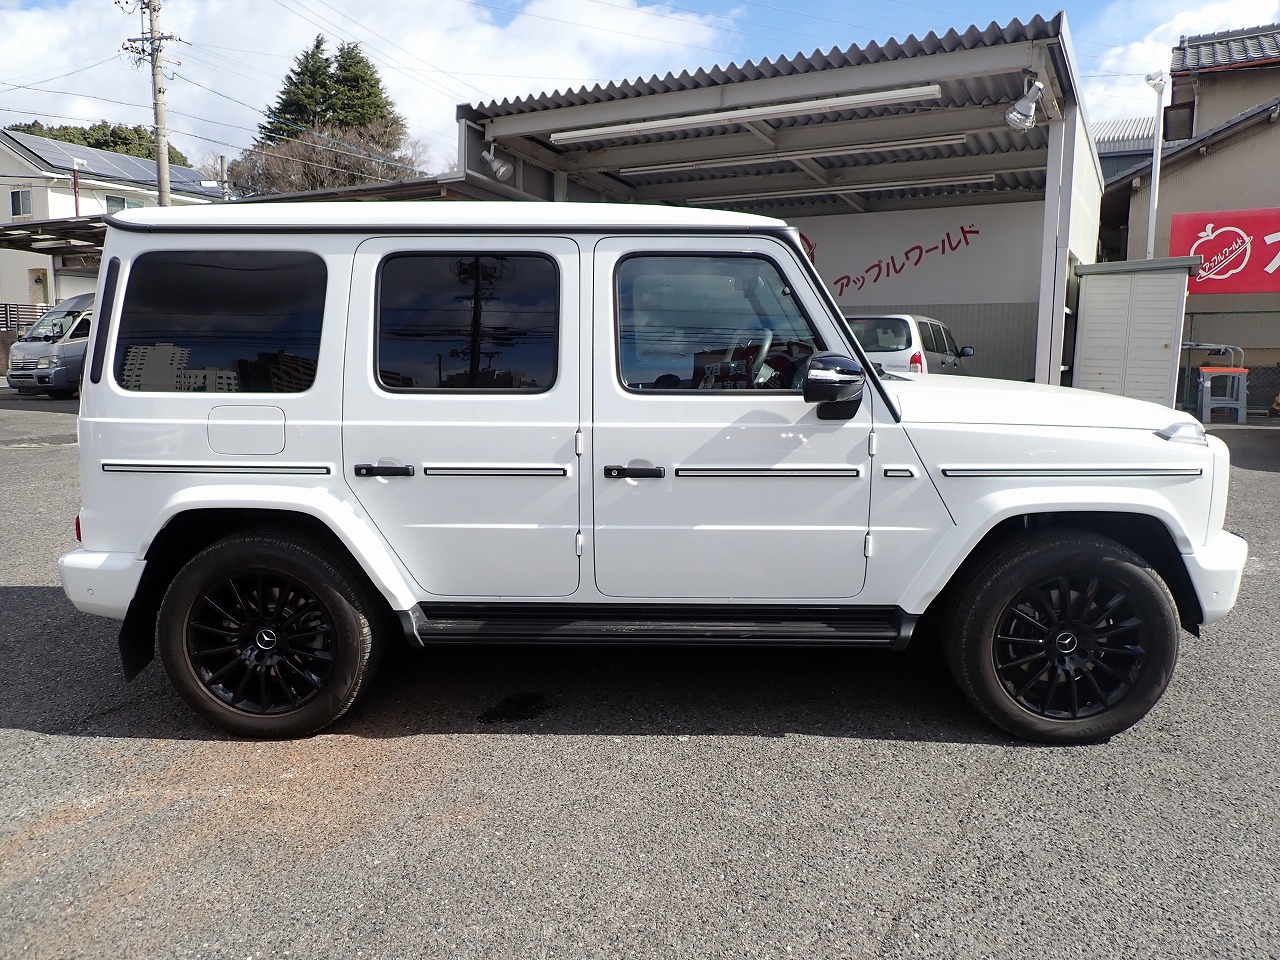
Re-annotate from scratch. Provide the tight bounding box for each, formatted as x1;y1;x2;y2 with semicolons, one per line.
330;42;403;135
259;35;334;143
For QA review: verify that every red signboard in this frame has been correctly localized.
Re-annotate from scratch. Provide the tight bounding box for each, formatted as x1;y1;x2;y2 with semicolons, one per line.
1169;207;1280;295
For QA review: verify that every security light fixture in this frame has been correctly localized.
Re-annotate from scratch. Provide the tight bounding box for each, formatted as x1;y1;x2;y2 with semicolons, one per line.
546;84;944;145
1004;79;1045;132
481;147;514;182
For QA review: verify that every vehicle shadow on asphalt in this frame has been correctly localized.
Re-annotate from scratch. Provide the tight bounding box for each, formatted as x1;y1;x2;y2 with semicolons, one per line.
0;586;1015;746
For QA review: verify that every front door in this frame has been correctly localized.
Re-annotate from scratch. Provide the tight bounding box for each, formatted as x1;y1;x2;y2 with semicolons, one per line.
590;237;873;600
343;237;582;598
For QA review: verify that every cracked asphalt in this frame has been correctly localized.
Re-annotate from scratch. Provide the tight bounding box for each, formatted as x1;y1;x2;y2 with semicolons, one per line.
1;391;1277;959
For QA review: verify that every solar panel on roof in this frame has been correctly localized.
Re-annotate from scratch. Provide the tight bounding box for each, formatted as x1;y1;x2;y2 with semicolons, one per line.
5;130;220;197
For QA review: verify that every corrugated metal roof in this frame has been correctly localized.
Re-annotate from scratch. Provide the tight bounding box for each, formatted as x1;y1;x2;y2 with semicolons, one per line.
2;130;220;197
1171;23;1280;72
1092;116;1155;152
471;14;1067;120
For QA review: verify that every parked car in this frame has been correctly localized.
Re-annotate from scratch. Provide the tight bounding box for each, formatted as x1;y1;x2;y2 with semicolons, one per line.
59;203;1246;745
843;313;974;374
5;292;94;398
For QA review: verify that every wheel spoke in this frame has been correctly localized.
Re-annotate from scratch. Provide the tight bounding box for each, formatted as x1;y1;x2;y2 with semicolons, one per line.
258;663;270;710
191;622;239;638
277;656;322;690
227;577;251;618
1082;665;1108;703
1042;666;1062;712
997;650;1049;671
1008;605;1050;635
996;633;1046;646
281;599;320;629
1058;575;1074;621
1013;662;1050;699
230;662;256;704
1066;669;1080;718
1089;590;1128;629
205;656;243;686
286;645;334;664
1088;656;1131;684
202;595;241;627
1094;617;1143;640
272;666;299;707
190;643;241;657
1095;644;1144;658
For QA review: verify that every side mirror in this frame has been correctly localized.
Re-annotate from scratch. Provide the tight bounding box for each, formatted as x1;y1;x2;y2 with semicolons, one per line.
960;346;975;358
803;353;866;420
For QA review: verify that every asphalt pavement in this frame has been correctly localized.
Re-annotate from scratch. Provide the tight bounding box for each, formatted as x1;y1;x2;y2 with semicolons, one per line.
1;391;1277;959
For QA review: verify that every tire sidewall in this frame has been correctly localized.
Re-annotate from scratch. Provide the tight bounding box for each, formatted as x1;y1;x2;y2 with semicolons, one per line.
157;535;372;738
952;534;1180;744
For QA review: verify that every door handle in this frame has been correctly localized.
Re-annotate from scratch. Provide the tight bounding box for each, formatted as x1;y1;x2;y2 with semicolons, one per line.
354;463;415;477
604;465;666;479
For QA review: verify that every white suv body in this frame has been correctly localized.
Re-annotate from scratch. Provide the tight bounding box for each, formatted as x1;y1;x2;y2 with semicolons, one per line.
59;203;1247;744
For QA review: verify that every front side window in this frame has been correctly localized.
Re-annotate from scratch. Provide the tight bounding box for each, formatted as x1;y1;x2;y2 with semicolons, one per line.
113;250;325;393
616;255;823;391
918;322;941;354
68;316;92;340
377;253;558;391
10;190;31;217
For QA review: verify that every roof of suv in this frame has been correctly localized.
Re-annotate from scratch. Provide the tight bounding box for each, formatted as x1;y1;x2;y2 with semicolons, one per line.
107;201;789;233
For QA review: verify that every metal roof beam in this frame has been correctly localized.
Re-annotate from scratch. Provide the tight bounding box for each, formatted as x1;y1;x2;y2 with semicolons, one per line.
483;43;1042;140
550;105;1011;174
637;149;1048;202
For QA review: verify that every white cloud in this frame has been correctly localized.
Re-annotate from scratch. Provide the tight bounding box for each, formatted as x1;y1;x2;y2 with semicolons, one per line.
0;0;724;172
1077;0;1280;123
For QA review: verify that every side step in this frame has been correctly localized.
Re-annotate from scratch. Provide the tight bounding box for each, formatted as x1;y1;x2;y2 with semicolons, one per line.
399;603;917;650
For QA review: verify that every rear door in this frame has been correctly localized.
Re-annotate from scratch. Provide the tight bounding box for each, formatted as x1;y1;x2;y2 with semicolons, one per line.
342;237;583;598
590;236;873;600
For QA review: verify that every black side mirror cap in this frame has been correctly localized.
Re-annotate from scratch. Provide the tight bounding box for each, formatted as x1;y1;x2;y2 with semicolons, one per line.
803;353;866;419
960;346;975;358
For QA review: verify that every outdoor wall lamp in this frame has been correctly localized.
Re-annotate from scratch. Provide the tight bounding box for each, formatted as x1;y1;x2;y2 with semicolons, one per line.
481;147;514;182
1004;78;1045;131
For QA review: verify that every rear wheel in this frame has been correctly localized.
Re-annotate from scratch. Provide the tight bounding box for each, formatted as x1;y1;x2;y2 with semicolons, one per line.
157;532;378;737
947;532;1180;744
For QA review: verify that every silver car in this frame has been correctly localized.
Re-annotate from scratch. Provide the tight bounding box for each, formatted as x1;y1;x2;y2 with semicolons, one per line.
5;293;94;398
843;313;974;375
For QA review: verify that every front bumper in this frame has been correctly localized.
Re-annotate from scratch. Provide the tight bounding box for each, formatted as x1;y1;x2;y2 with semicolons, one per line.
1185;529;1249;625
7;365;73;392
59;549;146;620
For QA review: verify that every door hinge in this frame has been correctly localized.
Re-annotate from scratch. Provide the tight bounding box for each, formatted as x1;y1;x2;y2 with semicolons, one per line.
864;533;873;557
575;431;584;456
868;431;877;457
575;532;584;556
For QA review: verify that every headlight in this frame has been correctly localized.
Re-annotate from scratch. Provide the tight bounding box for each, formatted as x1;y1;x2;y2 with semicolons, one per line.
36;356;54;369
1155;421;1207;445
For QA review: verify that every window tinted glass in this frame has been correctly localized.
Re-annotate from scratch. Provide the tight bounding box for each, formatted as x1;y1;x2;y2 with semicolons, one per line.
617;255;823;391
68;317;91;340
114;251;325;393
377;254;558;391
939;323;960;355
845;316;909;353
918;321;941;354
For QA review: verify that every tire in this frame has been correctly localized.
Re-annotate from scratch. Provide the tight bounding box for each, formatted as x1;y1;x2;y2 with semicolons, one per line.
157;532;378;737
946;531;1180;744
47;389;75;400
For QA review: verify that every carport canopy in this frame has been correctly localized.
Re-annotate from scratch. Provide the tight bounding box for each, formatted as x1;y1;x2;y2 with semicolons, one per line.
454;13;1087;217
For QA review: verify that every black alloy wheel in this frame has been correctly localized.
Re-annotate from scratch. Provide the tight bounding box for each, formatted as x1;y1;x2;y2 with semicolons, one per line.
992;572;1150;720
185;570;338;715
158;532;378;737
947;531;1180;744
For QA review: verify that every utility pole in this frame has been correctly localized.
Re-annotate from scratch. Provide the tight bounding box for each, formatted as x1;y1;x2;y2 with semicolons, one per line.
123;1;178;206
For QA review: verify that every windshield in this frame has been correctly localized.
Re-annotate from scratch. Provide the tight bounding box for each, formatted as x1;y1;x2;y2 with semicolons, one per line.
844;316;910;353
20;299;91;341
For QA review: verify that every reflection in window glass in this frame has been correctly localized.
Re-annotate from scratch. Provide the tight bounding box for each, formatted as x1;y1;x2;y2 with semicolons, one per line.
616;255;822;391
377;254;558;391
114;251;325;393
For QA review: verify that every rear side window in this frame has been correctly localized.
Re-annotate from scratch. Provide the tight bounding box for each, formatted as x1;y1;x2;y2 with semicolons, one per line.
918;322;941;354
376;253;558;391
113;250;325;393
938;324;960;355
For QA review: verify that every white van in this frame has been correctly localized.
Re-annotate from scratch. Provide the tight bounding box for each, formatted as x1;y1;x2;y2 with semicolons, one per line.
5;293;94;398
59;203;1246;744
843;313;974;375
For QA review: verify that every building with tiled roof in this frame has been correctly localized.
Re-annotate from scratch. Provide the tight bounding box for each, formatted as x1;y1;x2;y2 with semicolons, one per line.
1167;23;1280;137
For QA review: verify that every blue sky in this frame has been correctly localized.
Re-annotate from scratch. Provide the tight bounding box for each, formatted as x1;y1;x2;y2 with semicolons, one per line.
2;0;1278;171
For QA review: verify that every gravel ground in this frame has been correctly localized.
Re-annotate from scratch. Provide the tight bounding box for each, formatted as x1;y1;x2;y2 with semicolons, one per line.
1;392;1277;959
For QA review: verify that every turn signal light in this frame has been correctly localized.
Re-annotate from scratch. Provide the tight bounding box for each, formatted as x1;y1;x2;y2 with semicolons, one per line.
75;514;81;542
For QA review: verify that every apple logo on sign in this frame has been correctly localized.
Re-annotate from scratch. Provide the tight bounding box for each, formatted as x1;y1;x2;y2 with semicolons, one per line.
1191;224;1252;282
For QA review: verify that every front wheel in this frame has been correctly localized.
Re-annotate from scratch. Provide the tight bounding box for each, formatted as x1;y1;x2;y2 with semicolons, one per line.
947;532;1180;744
157;532;379;737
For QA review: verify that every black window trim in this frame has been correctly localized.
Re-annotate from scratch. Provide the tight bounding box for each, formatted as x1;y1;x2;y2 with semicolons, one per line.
88;257;119;384
373;250;562;395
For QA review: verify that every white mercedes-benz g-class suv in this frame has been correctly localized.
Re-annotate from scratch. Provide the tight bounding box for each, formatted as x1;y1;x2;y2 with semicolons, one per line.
59;202;1247;744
